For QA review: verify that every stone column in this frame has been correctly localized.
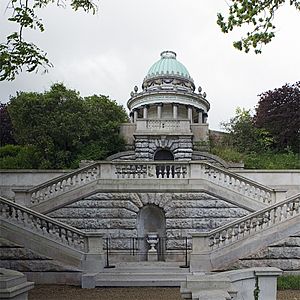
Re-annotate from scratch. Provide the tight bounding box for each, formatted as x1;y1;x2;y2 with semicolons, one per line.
203;113;208;124
198;109;203;124
143;105;148;119
133;109;138;123
172;103;178;119
187;106;193;123
157;103;162;119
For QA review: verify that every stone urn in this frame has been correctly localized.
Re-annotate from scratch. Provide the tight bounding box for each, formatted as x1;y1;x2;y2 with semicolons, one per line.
146;232;159;261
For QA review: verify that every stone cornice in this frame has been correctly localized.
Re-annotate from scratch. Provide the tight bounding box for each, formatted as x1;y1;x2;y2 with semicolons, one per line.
127;90;210;112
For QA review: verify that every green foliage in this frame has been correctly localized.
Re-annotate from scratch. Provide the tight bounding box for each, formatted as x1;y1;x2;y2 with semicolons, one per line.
278;275;300;290
217;0;300;53
5;83;127;169
211;146;244;163
0;0;97;81
244;151;300;169
0;144;43;169
211;146;300;169
221;107;274;153
255;82;300;152
0;102;15;145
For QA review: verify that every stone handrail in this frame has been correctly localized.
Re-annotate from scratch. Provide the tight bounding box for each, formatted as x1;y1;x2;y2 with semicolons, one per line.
192;162;276;204
0;196;102;254
192;193;300;253
16;161;275;208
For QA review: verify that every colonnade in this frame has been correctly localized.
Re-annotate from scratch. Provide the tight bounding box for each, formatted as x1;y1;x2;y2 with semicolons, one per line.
130;103;207;124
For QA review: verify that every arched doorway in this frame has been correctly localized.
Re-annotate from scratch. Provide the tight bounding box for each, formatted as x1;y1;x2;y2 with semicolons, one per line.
137;205;166;261
154;149;174;161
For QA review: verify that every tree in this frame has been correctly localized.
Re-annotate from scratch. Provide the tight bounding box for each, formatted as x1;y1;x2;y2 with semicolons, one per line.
0;102;15;146
0;0;97;81
7;83;128;168
254;82;300;152
73;95;128;165
221;107;273;153
217;0;300;54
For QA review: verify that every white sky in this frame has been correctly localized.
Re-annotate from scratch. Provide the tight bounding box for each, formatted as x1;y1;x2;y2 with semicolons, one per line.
0;0;299;130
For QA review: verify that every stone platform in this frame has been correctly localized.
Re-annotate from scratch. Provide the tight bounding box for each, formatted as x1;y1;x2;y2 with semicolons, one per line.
82;262;190;288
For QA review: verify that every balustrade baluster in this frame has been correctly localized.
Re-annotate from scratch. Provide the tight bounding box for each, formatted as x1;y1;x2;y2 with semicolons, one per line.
286;203;292;217
135;165;139;178
127;165;131;178
294;200;300;215
158;166;163;178
223;173;227;186
261;191;266;204
283;204;288;220
31;192;36;204
11;207;16;220
242;222;248;236
224;230;230;245
142;165;147;178
183;166;187;178
166;165;170;178
249;185;253;198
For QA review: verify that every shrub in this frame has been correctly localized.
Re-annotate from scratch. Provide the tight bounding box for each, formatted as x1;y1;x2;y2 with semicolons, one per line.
0;144;43;169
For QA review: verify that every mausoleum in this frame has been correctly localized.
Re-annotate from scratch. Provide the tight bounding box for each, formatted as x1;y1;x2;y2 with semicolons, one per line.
0;51;300;292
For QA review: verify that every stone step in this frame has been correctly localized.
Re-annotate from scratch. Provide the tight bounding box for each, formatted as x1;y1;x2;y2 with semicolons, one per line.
102;262;189;273
95;272;189;287
82;262;191;287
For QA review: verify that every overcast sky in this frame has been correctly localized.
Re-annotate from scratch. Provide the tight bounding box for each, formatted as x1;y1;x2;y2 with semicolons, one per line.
0;0;299;130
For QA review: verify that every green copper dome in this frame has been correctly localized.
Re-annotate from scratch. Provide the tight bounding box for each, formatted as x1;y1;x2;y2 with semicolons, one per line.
145;51;192;80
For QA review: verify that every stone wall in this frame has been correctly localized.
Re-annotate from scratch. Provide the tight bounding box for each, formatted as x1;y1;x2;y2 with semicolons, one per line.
235;170;300;196
0;238;81;284
134;135;193;160
47;192;250;258
232;233;300;272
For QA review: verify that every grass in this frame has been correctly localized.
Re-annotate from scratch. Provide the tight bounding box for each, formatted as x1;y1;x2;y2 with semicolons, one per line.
211;146;300;169
278;275;300;290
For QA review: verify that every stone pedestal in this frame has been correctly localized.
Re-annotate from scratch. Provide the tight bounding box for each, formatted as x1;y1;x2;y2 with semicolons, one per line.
0;268;34;300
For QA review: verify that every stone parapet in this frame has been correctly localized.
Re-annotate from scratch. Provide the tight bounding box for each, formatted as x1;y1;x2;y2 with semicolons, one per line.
181;267;282;300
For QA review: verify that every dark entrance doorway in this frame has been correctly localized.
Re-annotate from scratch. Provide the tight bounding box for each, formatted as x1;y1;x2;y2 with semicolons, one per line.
154;149;174;161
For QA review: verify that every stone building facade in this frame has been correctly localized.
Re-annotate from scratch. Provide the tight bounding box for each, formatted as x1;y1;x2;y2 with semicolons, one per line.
117;50;211;161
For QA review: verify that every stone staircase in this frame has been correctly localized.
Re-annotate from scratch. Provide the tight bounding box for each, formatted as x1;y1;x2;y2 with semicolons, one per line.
190;193;300;271
2;161;300;288
0;196;105;279
82;262;191;288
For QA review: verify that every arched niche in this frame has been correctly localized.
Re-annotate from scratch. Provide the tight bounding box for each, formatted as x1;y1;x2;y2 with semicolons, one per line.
154;149;174;161
137;205;166;261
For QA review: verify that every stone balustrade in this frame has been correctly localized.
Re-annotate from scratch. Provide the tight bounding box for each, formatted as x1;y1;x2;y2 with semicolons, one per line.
0;196;102;254
135;119;191;132
114;162;188;179
14;161;276;209
26;164;101;206
192;162;275;205
191;193;300;270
